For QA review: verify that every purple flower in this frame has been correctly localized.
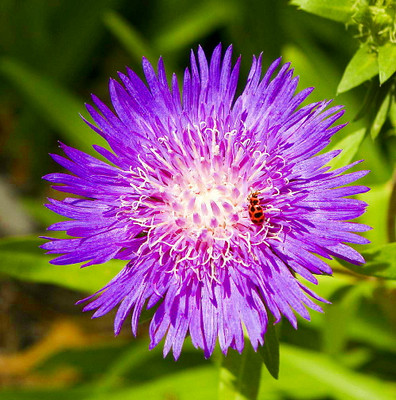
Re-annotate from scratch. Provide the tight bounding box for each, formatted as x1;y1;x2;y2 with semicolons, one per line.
42;44;370;359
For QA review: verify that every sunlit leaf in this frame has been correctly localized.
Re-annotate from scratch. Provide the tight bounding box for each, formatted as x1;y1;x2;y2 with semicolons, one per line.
0;237;123;292
356;182;390;245
219;347;262;400
338;242;396;280
328;128;366;170
96;366;217;400
282;344;396;400
337;44;379;93
378;42;396;85
291;0;355;23
258;317;279;379
0;58;102;153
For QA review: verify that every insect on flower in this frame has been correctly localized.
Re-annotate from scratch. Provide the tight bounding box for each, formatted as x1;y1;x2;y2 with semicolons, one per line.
248;191;265;225
42;44;370;360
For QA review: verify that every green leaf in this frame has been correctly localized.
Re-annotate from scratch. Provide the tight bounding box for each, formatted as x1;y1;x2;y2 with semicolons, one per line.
390;96;396;128
328;128;366;170
370;90;391;139
154;2;236;53
281;344;396;400
257;317;279;379
338;243;396;280
0;388;91;400
103;11;157;66
378;42;396;85
291;0;355;23
219;346;262;400
337;43;379;93
322;284;366;356
96;365;218;400
0;236;124;292
0;57;103;153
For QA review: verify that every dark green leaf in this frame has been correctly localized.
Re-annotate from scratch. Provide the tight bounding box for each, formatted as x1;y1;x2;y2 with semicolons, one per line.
0;388;91;400
371;90;391;139
258;317;279;379
0;57;104;153
0;237;124;292
337;44;379;93
378;42;396;85
291;0;355;23
338;242;396;280
219;346;262;400
46;0;121;82
322;284;366;356
390;97;396;128
154;2;236;53
104;11;157;66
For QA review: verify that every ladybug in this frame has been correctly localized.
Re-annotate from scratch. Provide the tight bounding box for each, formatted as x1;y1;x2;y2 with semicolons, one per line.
248;191;265;225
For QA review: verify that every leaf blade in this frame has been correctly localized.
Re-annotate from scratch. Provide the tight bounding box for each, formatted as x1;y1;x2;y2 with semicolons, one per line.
328;128;366;170
219;346;262;400
338;44;379;93
291;0;355;23
282;344;396;400
337;242;396;280
378;42;396;85
0;237;123;293
0;57;102;153
257;317;279;379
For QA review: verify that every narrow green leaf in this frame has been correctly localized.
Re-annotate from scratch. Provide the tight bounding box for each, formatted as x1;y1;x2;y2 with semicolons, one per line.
378;42;396;85
328;128;366;170
219;347;262;400
337;44;379;93
257;317;279;379
0;57;102;153
154;3;236;53
0;237;123;292
390;97;396;128
291;0;355;23
282;344;396;400
349;307;396;353
0;388;92;400
97;366;217;400
371;90;391;139
322;284;366;356
337;242;396;280
84;344;159;400
104;11;157;65
47;0;121;82
1;366;218;400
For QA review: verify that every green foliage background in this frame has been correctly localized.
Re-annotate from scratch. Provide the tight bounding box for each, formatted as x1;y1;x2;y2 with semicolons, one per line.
0;0;395;399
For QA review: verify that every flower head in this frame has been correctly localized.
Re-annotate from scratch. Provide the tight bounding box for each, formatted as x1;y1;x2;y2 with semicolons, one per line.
42;44;370;359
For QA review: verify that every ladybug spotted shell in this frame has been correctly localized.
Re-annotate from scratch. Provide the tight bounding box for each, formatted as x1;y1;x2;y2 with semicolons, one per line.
248;192;265;225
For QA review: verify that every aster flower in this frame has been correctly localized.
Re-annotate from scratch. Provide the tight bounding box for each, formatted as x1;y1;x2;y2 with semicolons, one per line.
42;44;370;359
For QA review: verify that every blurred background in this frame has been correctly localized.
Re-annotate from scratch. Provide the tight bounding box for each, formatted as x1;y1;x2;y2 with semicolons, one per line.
0;0;395;399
